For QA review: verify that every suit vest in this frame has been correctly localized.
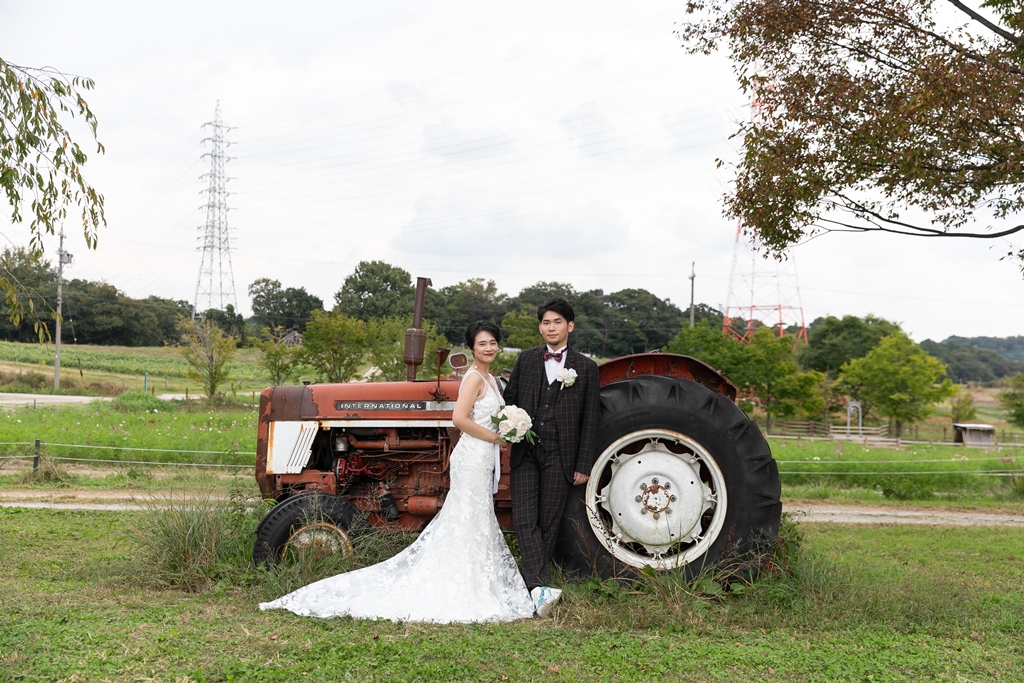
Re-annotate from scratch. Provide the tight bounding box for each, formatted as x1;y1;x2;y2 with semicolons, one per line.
533;377;560;454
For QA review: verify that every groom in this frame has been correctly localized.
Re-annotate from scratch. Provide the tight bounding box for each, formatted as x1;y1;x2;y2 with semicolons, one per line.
503;297;600;617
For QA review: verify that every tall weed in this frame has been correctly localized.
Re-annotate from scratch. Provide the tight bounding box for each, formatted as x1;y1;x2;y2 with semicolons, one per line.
126;483;268;591
18;455;76;486
1007;466;1024;499
126;485;418;597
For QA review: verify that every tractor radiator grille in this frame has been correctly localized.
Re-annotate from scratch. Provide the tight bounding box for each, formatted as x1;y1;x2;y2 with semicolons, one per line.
267;421;319;474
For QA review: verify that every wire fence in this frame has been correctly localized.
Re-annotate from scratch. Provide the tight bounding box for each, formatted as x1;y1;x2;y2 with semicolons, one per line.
0;439;255;470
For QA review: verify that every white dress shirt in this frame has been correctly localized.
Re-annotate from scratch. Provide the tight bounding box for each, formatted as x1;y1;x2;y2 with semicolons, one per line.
544;345;567;384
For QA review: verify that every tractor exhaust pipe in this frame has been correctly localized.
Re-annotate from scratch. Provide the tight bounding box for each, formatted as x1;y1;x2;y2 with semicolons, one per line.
403;277;432;381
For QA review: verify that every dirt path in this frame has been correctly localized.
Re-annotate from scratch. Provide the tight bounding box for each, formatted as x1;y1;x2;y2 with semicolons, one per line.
789;505;1024;527
2;489;1023;526
0;393;111;407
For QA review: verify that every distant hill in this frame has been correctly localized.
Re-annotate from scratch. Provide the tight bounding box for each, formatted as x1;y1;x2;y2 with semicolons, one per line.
943;336;1024;362
920;337;1024;382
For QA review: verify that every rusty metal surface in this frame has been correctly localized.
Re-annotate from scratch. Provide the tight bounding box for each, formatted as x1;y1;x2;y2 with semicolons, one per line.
274;470;338;495
403;277;432;380
598;352;737;401
255;390;272;497
264;385;320;422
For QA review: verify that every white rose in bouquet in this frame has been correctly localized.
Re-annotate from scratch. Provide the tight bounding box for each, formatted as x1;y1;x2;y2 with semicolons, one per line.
491;404;538;445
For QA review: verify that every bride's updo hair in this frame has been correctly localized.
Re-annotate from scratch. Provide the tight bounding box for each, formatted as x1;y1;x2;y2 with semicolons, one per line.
465;320;501;348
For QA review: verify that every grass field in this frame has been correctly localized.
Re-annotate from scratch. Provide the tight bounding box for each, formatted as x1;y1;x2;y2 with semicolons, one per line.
0;506;1021;682
0;397;256;470
0;340;272;395
774;438;1024;507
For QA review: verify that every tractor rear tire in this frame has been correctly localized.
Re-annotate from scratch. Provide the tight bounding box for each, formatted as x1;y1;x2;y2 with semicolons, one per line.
252;491;369;566
555;375;781;580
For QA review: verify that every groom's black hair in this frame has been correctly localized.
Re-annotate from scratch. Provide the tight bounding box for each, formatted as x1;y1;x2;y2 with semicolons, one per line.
537;297;575;323
464;320;502;348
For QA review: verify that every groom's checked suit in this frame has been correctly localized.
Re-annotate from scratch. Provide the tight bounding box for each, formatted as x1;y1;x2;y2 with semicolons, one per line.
503;344;600;591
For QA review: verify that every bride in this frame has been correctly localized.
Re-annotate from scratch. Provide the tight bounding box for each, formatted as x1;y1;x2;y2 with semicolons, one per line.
259;320;538;623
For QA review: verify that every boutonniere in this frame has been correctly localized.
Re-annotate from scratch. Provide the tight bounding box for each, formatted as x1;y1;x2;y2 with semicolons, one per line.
557;368;577;390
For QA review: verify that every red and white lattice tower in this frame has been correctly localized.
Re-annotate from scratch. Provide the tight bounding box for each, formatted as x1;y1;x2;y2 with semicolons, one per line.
722;85;807;344
722;221;808;343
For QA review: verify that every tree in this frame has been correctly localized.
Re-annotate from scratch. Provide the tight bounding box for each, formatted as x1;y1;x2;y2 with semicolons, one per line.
435;279;508;343
366;316;448;381
334;261;413;322
800;315;902;377
666;322;823;430
501;309;541;350
143;296;193;345
200;305;247;345
248;278;323;333
737;329;825;431
998;372;1024;429
945;335;1024;363
949;386;978;424
920;338;1024;382
252;327;299;386
687;303;725;330
298;310;368;383
840;333;955;437
1;59;106;325
664;319;738;368
178;318;237;399
0;247;53;341
65;280;163;346
678;1;1024;265
604;288;685;353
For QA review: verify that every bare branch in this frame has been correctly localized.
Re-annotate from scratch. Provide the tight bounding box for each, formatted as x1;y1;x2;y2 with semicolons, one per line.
945;0;1023;47
828;196;1024;238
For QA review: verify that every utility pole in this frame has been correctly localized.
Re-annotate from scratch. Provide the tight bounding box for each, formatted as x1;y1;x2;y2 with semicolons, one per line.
689;262;696;328
53;230;73;390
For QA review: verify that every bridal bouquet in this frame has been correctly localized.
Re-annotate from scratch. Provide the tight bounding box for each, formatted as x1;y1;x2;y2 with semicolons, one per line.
492;405;538;445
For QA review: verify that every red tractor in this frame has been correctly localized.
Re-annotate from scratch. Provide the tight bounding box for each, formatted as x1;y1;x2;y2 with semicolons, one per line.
253;278;781;578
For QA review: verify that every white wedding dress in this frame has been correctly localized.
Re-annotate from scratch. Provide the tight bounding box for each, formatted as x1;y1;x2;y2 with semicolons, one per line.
259;369;535;623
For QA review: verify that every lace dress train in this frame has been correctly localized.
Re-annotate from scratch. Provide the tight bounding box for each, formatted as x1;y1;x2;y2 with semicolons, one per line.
259;371;534;623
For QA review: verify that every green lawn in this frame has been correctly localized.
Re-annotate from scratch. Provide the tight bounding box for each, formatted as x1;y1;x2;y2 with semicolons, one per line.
0;507;1021;682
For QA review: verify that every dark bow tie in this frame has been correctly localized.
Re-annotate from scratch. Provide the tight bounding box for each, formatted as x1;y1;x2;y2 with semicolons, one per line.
543;349;564;362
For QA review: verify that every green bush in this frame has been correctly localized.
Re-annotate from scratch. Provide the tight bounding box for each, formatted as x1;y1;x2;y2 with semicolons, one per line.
126;487;267;591
110;390;175;413
879;475;934;500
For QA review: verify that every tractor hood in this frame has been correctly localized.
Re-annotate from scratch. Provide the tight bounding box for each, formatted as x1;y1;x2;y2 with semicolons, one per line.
262;380;464;422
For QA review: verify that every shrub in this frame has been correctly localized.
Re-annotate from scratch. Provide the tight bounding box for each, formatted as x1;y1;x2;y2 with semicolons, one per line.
110;389;174;413
126;486;266;591
18;455;76;485
879;475;934;500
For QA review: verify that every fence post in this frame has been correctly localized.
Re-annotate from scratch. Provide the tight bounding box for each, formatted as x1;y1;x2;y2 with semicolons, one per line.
33;438;40;471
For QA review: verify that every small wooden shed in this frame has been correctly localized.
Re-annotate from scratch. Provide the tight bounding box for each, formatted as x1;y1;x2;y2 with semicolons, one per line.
952;423;996;446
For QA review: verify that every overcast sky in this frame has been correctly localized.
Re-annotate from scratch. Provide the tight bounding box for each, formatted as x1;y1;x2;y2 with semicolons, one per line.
2;0;1022;343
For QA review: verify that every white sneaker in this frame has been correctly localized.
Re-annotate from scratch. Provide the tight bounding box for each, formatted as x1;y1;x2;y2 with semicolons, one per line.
531;586;562;618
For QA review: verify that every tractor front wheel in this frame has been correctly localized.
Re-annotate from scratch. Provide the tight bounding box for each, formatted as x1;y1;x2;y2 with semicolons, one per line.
252;492;369;566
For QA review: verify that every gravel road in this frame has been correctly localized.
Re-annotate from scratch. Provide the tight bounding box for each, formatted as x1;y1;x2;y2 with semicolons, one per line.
1;490;1023;526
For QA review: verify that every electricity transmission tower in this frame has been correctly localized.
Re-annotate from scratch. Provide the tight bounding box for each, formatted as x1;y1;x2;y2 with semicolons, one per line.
722;84;807;343
722;221;808;343
192;102;237;319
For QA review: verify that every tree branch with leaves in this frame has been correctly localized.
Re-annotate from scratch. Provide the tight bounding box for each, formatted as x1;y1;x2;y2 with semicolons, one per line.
679;0;1024;268
1;58;106;327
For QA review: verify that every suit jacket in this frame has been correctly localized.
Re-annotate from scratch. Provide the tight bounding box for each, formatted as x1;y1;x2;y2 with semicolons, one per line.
503;345;600;482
